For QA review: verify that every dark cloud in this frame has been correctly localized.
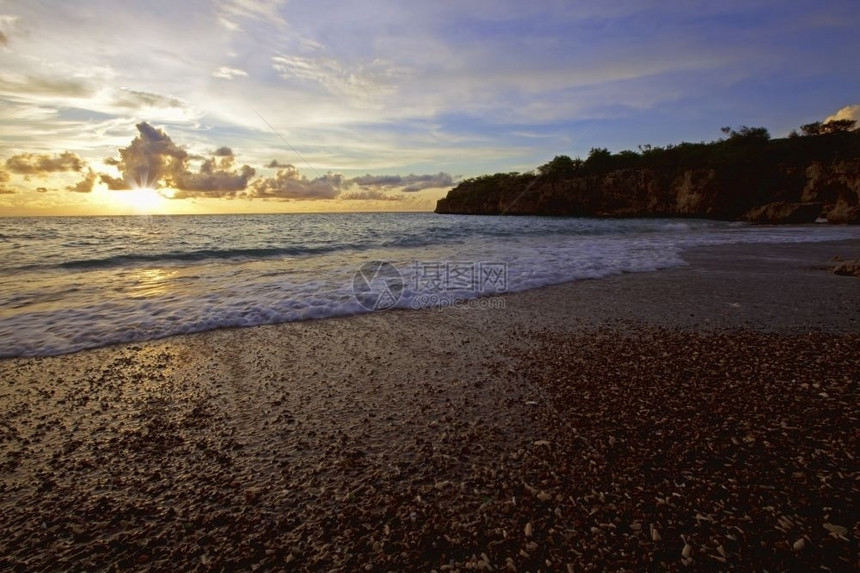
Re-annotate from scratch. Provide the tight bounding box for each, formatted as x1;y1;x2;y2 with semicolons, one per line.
97;123;451;201
99;174;127;190
350;172;454;192
341;188;403;201
36;187;49;193
66;170;97;193
350;174;403;186
102;122;255;196
101;122;187;189
401;172;454;192
247;165;342;200
170;157;256;198
5;151;86;175
0;31;7;47
247;168;455;201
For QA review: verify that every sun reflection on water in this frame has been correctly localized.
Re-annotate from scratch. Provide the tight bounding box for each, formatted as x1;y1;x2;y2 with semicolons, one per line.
130;268;176;298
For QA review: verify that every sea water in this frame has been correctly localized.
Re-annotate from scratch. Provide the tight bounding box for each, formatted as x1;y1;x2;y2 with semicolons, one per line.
1;212;858;357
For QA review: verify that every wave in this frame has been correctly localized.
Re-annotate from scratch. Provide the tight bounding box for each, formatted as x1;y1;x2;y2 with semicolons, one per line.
0;244;687;358
23;245;356;271
3;213;860;358
5;216;727;274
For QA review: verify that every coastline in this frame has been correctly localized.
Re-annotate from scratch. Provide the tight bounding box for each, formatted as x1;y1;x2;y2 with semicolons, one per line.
1;239;858;570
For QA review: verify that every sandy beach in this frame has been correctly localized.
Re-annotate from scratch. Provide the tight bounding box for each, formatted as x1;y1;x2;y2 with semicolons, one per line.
1;239;858;571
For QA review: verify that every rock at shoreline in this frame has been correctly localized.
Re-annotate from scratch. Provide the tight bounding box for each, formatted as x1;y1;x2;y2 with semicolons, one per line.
824;201;860;224
803;159;860;224
742;201;822;224
832;259;860;276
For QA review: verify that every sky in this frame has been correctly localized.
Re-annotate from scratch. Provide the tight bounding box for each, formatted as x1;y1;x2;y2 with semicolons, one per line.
0;0;858;216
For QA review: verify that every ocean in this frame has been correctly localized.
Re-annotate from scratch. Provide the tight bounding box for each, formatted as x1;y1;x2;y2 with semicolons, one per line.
1;212;858;358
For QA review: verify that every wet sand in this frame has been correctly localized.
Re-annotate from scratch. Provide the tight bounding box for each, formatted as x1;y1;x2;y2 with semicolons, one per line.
1;240;859;571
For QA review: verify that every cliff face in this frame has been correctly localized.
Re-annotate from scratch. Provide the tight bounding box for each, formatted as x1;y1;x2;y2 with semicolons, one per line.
801;160;860;223
436;157;860;224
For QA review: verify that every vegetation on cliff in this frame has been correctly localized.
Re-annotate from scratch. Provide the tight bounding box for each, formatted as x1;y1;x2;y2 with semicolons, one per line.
436;120;860;223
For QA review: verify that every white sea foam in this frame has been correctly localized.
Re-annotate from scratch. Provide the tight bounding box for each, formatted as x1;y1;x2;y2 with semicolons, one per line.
1;213;858;357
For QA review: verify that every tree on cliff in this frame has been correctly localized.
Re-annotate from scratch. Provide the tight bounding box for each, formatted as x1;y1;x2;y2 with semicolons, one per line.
436;119;860;219
536;155;581;179
583;147;613;171
720;125;770;142
800;119;857;136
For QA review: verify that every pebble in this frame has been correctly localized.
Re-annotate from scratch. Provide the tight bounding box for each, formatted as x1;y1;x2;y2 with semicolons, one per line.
823;523;847;537
2;325;857;571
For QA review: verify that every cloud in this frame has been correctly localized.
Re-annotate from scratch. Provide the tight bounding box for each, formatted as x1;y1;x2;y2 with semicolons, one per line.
0;74;94;98
217;0;286;29
271;55;401;100
350;174;404;187
212;66;248;79
341;188;403;201
401;174;454;192
112;89;187;111
170;157;256;198
401;173;454;192
99;174;127;190
103;122;188;189
0;75;198;125
350;172;454;192
5;151;86;175
102;122;255;195
66;170;97;193
0;169;12;194
247;165;342;200
825;104;860;124
0;15;17;47
36;187;49;193
245;168;455;201
97;124;437;202
101;88;201;122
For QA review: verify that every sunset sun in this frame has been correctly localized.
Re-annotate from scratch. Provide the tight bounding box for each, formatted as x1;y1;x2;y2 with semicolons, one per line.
116;186;166;213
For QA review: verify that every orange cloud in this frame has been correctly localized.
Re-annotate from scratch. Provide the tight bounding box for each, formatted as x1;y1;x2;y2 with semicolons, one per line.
825;104;860;124
0;168;13;194
5;151;86;175
66;169;97;193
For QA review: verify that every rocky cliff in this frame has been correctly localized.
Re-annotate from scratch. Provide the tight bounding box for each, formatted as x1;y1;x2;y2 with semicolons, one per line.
435;135;860;224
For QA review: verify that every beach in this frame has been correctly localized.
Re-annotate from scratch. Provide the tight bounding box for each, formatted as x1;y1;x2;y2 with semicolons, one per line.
1;239;858;571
